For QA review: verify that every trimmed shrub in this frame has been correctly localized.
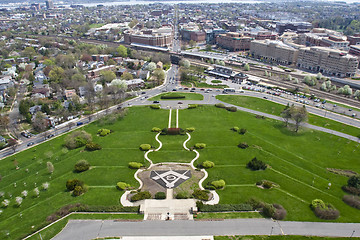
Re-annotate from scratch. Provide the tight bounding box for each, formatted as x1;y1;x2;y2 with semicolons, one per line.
139;144;151;151
155;192;166;199
65;130;92;149
186;127;195;132
193;189;210;201
247;157;267;171
188;104;198;109
131;191;151;202
311;199;326;210
47;204;139;222
194;143;206;149
116;182;130;190
197;202;253;212
348;175;360;189
201;161;215;169
311;199;339;220
342;185;360;195
66;179;84;191
73;185;86;197
262;180;273;189
273;204;287;220
343;195;360;209
262;203;276;218
152;127;162;132
211;179;226;189
150;104;160;109
215;103;225;108
160;93;185;99
97;128;111;136
232;126;239;132
74;160;90;172
128;162;143;169
85;142;102;151
247;197;265;210
238;142;249;149
313;205;340;220
225;106;237;112
167;128;182;135
239;128;247;135
175;192;188;199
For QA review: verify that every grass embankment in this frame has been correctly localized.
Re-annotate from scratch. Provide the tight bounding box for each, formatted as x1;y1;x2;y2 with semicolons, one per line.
149;92;204;101
216;95;360;137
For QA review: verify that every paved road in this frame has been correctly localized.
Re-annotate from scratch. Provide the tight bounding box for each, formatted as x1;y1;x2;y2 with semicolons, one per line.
52;219;360;240
2;64;359;160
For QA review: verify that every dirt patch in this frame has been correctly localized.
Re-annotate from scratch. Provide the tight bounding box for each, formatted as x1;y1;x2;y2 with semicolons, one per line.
327;168;358;177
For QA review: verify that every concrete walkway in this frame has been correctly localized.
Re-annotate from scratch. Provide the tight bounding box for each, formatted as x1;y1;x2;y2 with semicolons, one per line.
52;219;360;240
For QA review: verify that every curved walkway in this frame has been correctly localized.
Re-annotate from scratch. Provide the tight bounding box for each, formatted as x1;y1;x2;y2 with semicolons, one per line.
121;110;220;206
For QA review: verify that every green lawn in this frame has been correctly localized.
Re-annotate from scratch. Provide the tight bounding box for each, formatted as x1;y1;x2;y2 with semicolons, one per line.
179;105;360;222
149;92;204;101
195;82;229;89
216;95;360;137
0;106;167;239
1;105;360;239
215;236;360;240
89;23;105;28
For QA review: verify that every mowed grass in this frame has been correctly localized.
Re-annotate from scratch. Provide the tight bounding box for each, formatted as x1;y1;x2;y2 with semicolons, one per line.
0;106;167;240
180;105;360;222
216;95;360;137
1;105;360;239
149;134;196;163
149;92;204;101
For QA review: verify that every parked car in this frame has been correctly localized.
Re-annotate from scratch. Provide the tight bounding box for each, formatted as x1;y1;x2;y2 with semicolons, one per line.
76;122;83;126
153;101;160;103
27;142;34;147
47;134;54;139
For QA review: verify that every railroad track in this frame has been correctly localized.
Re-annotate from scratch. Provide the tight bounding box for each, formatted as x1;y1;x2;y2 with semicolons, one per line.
188;59;360;109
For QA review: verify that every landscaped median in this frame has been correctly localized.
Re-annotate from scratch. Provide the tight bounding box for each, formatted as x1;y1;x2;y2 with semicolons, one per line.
149;92;204;101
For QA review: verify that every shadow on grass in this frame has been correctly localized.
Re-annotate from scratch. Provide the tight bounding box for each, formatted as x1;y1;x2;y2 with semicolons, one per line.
273;122;307;137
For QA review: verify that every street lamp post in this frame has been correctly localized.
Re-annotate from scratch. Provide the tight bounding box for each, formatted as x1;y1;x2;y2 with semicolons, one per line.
270;226;274;236
351;230;355;237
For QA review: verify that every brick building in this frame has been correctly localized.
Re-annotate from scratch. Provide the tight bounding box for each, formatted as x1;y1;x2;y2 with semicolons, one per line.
216;32;252;51
124;28;173;47
250;40;299;65
297;47;358;77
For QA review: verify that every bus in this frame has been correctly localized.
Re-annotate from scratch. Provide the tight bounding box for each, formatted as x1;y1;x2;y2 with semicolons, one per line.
223;88;236;93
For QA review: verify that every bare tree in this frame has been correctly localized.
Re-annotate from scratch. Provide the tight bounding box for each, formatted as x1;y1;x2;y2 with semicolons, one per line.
280;103;292;127
7;138;18;153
